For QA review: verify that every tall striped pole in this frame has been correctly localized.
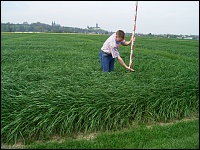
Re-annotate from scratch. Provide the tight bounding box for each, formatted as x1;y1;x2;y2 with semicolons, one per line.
129;1;138;69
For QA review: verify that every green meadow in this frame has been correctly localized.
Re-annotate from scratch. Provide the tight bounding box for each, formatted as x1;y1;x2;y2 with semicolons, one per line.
1;33;199;146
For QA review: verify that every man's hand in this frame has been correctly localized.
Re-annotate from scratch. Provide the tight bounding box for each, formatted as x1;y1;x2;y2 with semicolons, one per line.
130;36;136;42
126;66;135;72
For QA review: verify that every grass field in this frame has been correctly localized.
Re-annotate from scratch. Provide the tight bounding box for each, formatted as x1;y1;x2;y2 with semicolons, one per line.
24;118;199;149
1;33;199;146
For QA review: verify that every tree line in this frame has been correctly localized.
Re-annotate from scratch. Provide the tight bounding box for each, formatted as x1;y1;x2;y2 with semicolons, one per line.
1;22;109;34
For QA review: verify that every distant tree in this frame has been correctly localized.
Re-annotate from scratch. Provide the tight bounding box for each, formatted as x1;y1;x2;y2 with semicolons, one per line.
6;22;11;32
1;21;109;34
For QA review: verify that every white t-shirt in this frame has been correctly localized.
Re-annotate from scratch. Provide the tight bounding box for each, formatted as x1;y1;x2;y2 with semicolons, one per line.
101;33;125;58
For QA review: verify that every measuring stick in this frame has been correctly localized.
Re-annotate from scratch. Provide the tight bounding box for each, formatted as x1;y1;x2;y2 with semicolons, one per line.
129;1;138;69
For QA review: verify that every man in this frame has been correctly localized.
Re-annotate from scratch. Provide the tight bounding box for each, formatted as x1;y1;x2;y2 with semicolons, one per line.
99;30;135;72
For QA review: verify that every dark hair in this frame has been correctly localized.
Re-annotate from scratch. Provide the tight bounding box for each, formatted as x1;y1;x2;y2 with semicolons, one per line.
116;30;125;39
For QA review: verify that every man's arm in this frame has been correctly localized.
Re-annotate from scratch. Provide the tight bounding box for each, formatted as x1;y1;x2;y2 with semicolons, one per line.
117;55;134;71
122;36;135;46
123;41;131;46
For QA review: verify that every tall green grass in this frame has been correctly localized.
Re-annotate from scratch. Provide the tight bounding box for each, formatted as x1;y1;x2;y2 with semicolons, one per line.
1;33;199;144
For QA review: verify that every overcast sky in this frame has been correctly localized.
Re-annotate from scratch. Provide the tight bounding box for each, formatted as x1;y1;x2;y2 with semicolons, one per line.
1;1;199;35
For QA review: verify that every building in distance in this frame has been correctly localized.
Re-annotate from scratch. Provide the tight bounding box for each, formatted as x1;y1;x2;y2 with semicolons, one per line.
87;23;100;30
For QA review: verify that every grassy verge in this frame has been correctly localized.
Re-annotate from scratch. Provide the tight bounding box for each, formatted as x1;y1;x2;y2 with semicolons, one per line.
15;117;197;149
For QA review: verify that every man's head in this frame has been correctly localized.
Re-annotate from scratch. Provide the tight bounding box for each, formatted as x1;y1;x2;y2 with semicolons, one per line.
116;30;125;42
